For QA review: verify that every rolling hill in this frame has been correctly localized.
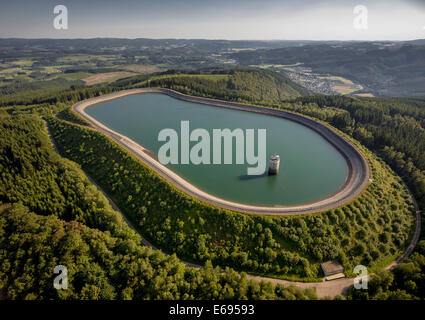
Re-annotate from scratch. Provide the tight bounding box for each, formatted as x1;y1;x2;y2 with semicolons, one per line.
116;67;311;104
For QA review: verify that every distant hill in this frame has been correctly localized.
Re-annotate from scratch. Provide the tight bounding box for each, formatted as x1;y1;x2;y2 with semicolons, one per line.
405;39;425;46
2;38;424;98
230;42;425;97
116;68;310;104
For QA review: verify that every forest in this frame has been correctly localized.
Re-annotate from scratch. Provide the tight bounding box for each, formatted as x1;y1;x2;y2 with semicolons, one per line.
0;67;423;299
347;240;425;299
119;68;310;103
0;115;317;300
46;109;414;281
44;70;416;282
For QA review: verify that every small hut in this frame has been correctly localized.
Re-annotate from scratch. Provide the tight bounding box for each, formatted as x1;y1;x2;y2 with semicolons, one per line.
321;261;345;281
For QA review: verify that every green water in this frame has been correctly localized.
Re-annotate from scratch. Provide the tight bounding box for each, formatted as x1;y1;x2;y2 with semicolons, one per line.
86;93;348;206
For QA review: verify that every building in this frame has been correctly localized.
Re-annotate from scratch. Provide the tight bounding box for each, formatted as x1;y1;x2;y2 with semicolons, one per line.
321;260;345;281
268;154;280;175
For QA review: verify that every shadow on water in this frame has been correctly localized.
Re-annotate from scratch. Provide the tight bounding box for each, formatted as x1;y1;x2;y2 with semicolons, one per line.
238;172;271;181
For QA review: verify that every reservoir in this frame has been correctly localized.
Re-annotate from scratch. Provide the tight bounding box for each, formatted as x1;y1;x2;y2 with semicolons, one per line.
86;93;349;206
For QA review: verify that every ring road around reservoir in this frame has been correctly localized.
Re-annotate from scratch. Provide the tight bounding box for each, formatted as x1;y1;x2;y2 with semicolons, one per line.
72;88;371;215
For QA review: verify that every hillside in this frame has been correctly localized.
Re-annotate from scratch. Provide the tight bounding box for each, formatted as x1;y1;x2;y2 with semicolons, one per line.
116;68;310;103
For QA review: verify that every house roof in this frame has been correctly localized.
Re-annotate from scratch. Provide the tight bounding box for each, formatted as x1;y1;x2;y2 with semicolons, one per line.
320;260;344;276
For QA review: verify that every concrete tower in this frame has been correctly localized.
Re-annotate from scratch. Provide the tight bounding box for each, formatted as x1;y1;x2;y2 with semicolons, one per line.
268;154;280;175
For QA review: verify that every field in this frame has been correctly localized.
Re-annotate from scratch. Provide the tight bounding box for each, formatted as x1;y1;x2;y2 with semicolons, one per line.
0;48;167;95
82;72;136;85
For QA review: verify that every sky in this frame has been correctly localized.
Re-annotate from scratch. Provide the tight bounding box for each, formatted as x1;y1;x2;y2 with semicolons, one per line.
0;0;424;40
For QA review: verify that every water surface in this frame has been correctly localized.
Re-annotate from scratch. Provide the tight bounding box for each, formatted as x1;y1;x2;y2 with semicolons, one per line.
86;93;348;206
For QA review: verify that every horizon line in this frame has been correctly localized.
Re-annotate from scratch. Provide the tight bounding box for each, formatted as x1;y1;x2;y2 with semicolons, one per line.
0;37;424;42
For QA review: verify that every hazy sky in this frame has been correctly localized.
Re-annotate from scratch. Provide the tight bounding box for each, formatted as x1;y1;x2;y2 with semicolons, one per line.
0;0;424;40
